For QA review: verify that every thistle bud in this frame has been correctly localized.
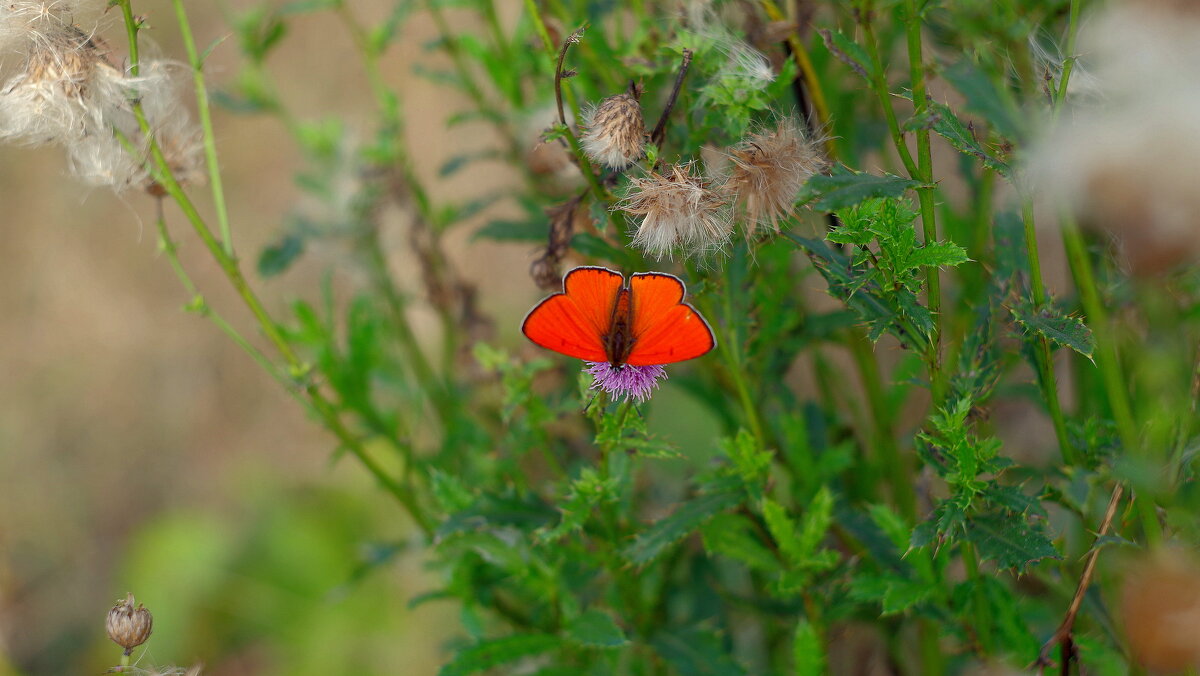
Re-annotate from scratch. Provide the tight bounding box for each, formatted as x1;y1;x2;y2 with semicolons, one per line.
725;118;827;232
621;162;731;259
106;593;153;656
581;90;645;170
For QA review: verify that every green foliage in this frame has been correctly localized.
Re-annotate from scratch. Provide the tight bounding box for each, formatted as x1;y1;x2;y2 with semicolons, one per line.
89;0;1195;674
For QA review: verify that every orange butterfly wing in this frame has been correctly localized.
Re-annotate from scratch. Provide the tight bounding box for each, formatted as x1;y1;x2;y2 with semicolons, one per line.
522;267;623;362
625;272;716;366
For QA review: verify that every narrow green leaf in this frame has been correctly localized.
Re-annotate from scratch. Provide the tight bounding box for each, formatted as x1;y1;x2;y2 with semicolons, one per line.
793;620;826;676
798;487;835;557
798;170;920;211
1011;306;1096;361
440;150;502;177
565;609;628;648
651;628;745;676
438;634;562;676
624;488;743;565
472;219;547;242
817;29;875;79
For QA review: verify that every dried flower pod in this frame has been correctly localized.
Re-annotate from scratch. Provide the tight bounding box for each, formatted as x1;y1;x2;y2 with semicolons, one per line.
581;91;645;170
725;118;827;231
106;592;153;655
1121;549;1200;673
621;163;731;259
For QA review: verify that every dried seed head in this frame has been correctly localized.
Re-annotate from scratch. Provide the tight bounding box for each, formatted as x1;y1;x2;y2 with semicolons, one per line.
0;4;203;193
0;21;123;144
581;92;645;170
725;118;827;231
1121;549;1200;673
106;593;153;655
621;163;731;259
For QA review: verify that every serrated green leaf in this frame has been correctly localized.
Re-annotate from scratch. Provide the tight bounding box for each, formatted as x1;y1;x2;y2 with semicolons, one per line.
762;498;802;565
624;488;743;565
942;59;1024;141
867;504;911;551
799;487;834;556
908;242;970;268
701;513;779;572
721;429;772;486
798;171;920;211
964;512;1060;573
438;634;562;676
793;620;826;676
565;609;628;648
903;95;1011;175
1011;306;1096;360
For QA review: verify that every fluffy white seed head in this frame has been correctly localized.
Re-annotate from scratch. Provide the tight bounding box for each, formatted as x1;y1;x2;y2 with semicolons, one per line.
581;92;645;170
0;2;203;192
725;118;827;232
621;163;731;259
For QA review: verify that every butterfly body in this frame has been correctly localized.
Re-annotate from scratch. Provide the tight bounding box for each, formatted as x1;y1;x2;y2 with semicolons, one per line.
522;266;716;367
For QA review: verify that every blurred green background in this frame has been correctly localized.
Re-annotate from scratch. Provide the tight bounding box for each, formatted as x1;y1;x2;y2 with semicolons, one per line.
0;1;548;672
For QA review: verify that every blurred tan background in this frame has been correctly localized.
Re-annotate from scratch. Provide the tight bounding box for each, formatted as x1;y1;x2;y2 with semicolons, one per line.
0;1;536;672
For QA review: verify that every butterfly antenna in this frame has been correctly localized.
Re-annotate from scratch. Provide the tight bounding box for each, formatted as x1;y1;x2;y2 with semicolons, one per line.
581;389;602;415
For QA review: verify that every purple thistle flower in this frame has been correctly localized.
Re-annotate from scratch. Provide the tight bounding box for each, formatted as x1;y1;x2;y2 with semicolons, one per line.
584;362;668;403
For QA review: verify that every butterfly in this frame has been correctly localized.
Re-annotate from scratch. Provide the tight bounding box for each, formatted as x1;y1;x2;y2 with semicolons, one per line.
522;266;716;369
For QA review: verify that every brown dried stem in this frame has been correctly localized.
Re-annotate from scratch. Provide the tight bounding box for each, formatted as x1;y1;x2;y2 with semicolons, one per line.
554;24;587;129
649;48;693;150
1035;483;1126;674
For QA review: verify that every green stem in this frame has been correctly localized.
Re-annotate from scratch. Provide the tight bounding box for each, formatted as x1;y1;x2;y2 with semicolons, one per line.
171;0;232;255
902;0;944;402
524;0;583;124
1020;199;1076;464
719;274;765;446
1053;0;1083;110
860;18;919;178
960;541;993;652
363;233;452;426
1061;222;1160;545
848;333;914;520
115;0;433;536
154;211;309;412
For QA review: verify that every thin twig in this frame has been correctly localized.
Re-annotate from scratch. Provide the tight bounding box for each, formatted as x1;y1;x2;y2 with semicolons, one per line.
554;24;587;129
649;48;693;149
1034;483;1125;673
